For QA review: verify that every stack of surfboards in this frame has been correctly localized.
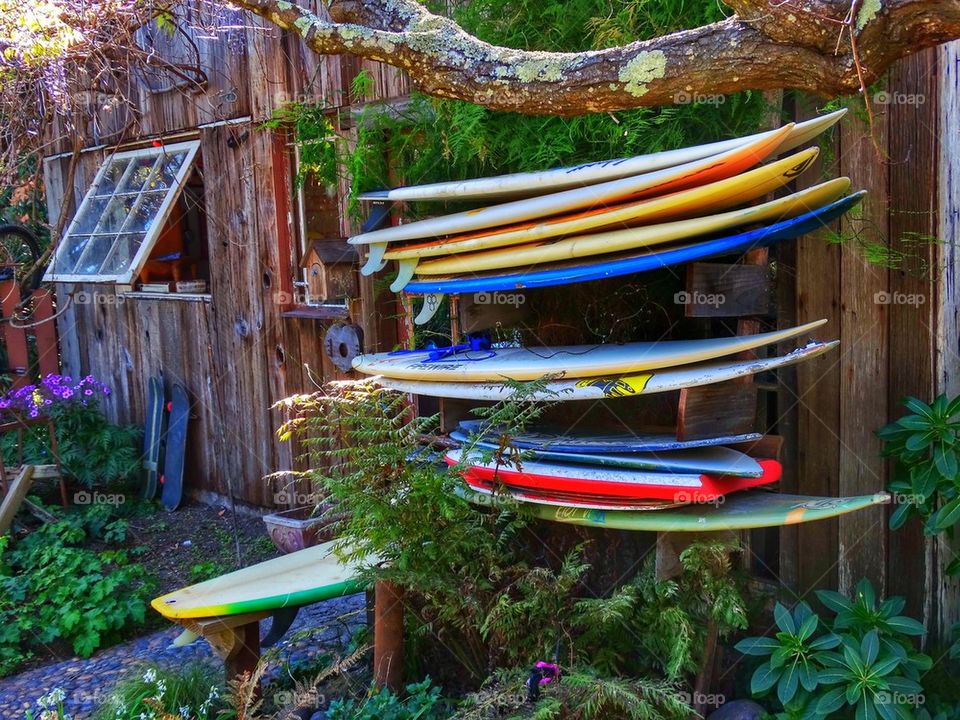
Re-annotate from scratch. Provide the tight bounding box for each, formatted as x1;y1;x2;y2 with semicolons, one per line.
350;109;863;325
352;319;836;402
352;322;835;507
349;113;857;513
446;421;781;509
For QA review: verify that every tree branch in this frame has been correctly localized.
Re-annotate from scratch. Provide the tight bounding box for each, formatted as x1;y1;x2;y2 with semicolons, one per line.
217;0;960;114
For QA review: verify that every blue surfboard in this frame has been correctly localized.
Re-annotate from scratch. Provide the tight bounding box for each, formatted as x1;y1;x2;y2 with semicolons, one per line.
449;430;764;476
456;420;761;454
403;192;864;295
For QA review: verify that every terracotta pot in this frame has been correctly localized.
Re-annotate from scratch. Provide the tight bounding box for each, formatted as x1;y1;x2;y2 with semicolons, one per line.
262;505;339;554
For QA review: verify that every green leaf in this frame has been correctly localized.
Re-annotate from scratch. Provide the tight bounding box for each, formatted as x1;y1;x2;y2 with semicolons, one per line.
798;661;818;692
778;665;800;705
751;663;782;696
818;668;851;684
856;578;878;608
862;631;880;665
809;633;842;650
870;656;901;677
902;397;934;419
797;614;819;641
946;557;960;576
774;603;796;634
736;637;780;656
889;502;914;531
817;589;854;614
815;687;848;716
935;444;959;479
906;432;935;453
886;615;926;636
934;497;960;530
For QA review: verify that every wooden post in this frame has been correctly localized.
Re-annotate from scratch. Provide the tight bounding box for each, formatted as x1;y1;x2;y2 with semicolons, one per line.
0;274;29;388
374;580;404;692
224;621;261;690
0;465;35;534
31;288;60;378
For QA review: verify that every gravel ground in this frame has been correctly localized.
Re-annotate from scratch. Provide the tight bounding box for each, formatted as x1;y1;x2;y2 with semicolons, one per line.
0;593;366;720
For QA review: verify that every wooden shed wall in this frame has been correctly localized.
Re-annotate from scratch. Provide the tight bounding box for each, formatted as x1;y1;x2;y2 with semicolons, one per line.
45;4;407;507
781;47;959;635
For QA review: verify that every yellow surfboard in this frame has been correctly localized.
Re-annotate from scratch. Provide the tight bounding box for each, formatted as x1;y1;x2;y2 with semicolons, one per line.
386;147;819;263
412;178;849;278
151;541;372;620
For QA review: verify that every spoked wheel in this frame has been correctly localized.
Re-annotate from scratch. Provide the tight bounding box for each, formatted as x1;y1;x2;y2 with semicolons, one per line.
0;224;43;296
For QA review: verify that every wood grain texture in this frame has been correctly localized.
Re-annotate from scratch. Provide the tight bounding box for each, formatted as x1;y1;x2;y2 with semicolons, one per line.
836;98;889;598
887;49;940;628
676;383;758;441
936;41;960;641
685;263;772;318
792;95;842;594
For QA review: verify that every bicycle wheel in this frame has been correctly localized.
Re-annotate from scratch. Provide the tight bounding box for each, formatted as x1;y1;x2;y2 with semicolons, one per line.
0;224;43;292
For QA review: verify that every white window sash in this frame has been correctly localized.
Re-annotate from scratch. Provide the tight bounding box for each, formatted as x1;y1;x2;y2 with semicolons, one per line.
44;140;201;284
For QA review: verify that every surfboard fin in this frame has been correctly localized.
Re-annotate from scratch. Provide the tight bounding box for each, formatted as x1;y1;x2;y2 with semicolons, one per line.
172;629;200;647
414;294;445;325
389;259;419;293
360;243;389;275
262;606;301;647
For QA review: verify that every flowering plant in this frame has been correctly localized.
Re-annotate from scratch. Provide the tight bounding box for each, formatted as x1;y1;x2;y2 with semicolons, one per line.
94;666;223;720
26;688;70;720
0;374;111;420
0;373;138;487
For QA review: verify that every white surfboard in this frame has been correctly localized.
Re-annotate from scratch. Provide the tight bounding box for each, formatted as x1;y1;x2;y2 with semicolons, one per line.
371;341;837;400
352;320;828;382
350;124;796;277
358;110;846;203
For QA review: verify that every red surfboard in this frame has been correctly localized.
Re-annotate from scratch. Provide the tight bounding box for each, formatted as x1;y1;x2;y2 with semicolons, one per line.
445;450;781;503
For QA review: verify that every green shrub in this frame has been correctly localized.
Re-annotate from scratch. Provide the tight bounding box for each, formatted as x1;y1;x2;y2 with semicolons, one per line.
327;678;449;720
879;394;960;575
735;578;930;719
0;509;156;676
0;374;140;488
278;380;745;717
92;664;228;720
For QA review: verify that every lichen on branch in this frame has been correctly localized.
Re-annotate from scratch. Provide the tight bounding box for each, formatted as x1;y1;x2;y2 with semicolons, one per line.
226;0;960;116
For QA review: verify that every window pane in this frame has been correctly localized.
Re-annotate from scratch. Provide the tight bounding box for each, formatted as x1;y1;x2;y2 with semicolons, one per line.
96;194;139;234
94;159;132;196
100;233;146;275
73;236;117;274
122;191;167;233
118;155;161;195
46;141;199;282
152;152;189;190
53;235;91;274
72;198;110;234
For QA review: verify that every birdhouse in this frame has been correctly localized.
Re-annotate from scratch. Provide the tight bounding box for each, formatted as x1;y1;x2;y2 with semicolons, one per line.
301;240;359;304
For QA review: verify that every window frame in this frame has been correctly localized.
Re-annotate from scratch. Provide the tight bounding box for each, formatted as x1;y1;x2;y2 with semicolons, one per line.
44;140;202;284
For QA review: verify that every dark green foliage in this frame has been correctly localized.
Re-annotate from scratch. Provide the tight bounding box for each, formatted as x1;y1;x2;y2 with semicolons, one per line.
327;677;450;720
0;506;157;677
735;578;930;719
456;666;692;720
879;394;960;574
1;403;141;489
278;379;747;718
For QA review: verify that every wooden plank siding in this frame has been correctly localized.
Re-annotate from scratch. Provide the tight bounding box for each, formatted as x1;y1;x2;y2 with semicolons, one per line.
779;49;949;632
936;41;960;642
44;12;405;506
